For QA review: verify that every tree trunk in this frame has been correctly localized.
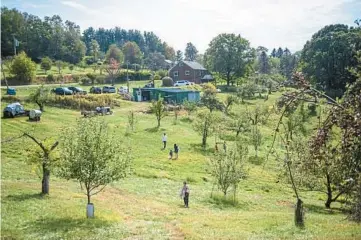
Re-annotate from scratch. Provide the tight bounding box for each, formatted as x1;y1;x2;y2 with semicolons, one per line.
325;172;333;208
295;198;304;227
157;118;160;128
87;190;91;204
42;163;50;194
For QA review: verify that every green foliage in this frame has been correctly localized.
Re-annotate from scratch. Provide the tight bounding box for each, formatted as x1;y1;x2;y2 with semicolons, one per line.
122;41;142;64
162;77;173;87
46;74;55;82
40;57;53;74
300;24;361;96
175;50;183;62
55;60;65;74
150;98;167;127
193;110;221;148
205;33;255;86
145;52;166;71
183;100;197;115
90;39;100;62
127;111;137;133
59;117;132;205
68;64;74;72
106;44;124;63
10;52;36;83
208;141;248;197
29;85;50;111
46;94;121;110
184;42;198;61
223;95;239;114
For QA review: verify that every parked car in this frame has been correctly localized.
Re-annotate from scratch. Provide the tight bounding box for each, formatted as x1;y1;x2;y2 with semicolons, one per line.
89;86;102;94
52;87;73;95
102;86;116;93
68;86;87;95
118;86;129;94
6;88;16;95
3;102;29;118
174;80;191;87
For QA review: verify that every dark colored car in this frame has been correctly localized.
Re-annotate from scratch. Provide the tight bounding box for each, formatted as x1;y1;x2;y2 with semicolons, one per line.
3;102;29;118
68;86;87;95
89;86;102;94
102;86;116;93
52;87;73;95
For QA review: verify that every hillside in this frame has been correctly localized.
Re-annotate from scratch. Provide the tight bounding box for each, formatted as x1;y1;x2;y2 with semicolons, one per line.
1;88;360;240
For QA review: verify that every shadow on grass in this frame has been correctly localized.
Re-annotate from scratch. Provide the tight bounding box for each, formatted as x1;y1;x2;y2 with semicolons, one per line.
144;127;166;133
304;203;347;215
189;143;214;155
205;194;249;210
5;193;44;202
248;156;265;165
28;217;112;234
180;117;193;123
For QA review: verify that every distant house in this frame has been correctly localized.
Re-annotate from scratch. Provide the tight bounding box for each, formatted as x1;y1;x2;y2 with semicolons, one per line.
169;61;211;84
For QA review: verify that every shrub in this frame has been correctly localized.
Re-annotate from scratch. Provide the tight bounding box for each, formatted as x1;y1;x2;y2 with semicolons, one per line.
162;77;173;87
80;77;91;85
157;70;168;79
10;51;36;83
153;74;161;80
96;75;106;84
46;74;55;82
47;94;122;110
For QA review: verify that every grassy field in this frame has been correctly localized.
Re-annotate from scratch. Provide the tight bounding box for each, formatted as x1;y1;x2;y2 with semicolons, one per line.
1;88;361;239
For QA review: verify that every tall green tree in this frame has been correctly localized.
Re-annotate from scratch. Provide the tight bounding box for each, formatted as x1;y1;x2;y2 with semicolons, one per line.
258;51;270;74
205;33;255;86
122;41;142;64
145;52;166;71
270;48;277;58
300;24;361;96
276;47;283;58
175;50;183;62
10;52;36;83
90;39;100;62
105;44;124;63
184;42;198;61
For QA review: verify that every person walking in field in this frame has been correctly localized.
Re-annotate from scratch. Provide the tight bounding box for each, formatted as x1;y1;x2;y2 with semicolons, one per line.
168;149;173;160
174;144;179;159
162;133;167;150
180;181;190;208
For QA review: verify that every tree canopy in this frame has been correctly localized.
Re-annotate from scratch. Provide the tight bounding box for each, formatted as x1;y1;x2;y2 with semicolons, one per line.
205;33;255;86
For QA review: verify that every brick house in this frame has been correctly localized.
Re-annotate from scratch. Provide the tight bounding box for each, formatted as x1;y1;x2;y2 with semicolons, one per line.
168;61;211;84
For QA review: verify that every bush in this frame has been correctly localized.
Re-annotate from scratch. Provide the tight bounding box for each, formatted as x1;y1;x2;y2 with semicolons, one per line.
162;77;173;87
157;70;168;79
153;74;161;80
46;74;55;82
80;77;91;85
10;51;36;83
57;74;64;82
96;75;106;84
47;94;122;110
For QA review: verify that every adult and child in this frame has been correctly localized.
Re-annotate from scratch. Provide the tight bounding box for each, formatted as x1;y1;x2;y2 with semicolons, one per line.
162;133;179;160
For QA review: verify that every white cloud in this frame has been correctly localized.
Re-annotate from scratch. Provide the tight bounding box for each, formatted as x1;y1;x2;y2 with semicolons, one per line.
55;0;357;53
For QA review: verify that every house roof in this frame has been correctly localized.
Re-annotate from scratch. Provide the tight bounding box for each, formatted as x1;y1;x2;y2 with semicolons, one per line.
201;74;214;80
183;61;207;70
165;60;173;64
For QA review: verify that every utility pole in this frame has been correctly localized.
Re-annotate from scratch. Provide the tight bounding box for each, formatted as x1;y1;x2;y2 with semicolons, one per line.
12;35;18;56
126;61;130;93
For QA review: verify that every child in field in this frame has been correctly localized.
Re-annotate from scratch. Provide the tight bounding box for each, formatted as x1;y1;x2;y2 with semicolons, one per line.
169;149;173;160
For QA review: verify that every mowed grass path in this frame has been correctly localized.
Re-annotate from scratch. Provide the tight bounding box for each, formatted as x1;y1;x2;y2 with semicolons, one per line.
1;92;361;240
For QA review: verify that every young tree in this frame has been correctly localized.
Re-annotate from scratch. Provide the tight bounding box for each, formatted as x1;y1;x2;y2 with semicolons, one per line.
223;95;239;115
193;110;221;149
29;85;50;112
227;112;250;137
90;39;100;62
40;57;53;74
127;111;137;132
55;60;64;74
59;118;132;217
10;52;36;83
201;83;224;112
150;98;167;127
208;141;248;198
122;41;142;64
106;44;124;63
68;64;74;73
205;33;255;86
184;42;198;61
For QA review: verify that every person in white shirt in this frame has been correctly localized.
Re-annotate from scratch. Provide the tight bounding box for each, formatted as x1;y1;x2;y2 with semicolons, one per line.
162;133;167;149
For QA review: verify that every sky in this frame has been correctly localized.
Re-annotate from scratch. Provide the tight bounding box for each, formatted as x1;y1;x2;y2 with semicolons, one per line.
2;0;360;54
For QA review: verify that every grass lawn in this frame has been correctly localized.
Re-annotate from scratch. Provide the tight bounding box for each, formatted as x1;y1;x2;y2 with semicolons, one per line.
1;90;361;239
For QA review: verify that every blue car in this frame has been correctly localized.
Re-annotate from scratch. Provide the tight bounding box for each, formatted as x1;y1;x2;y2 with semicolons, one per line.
6;88;16;95
52;87;73;95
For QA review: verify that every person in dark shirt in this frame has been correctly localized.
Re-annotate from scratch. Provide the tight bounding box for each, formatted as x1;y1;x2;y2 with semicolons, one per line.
180;181;190;208
174;144;179;159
